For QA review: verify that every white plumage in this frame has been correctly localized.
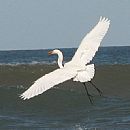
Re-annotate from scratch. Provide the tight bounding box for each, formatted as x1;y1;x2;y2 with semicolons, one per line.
20;68;77;100
73;64;95;82
71;16;110;65
20;17;110;100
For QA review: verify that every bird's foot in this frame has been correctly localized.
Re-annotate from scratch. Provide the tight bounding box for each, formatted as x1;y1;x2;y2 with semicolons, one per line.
87;93;94;105
96;88;103;96
89;81;103;96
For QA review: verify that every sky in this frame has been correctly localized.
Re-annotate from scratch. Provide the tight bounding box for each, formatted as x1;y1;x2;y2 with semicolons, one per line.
0;0;130;50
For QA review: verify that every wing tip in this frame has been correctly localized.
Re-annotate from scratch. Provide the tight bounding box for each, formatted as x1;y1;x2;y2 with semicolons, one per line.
99;16;110;24
19;94;29;100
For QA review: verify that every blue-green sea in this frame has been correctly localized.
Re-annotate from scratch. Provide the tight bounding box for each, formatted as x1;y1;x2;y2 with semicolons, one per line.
0;46;130;130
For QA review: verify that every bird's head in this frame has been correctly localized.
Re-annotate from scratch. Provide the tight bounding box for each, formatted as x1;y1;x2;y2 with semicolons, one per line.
48;49;64;68
48;49;61;55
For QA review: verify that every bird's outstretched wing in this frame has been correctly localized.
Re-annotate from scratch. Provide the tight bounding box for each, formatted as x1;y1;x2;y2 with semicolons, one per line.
71;17;110;65
20;68;77;100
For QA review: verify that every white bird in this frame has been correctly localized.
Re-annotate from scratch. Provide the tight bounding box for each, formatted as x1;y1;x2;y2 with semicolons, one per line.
20;17;110;103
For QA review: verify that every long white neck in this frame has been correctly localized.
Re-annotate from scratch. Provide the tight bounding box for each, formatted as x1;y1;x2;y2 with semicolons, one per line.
57;51;64;68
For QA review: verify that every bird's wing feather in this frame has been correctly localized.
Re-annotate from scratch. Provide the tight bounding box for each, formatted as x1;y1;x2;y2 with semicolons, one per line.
20;68;77;100
71;17;110;65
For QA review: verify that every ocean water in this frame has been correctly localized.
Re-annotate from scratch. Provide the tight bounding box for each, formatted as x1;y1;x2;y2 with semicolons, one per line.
0;46;130;65
0;46;130;130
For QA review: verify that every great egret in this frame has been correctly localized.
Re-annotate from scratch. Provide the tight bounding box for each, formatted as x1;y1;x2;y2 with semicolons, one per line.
20;17;110;103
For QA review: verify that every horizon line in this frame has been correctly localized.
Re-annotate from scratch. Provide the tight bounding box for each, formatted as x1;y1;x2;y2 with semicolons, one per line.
0;45;129;51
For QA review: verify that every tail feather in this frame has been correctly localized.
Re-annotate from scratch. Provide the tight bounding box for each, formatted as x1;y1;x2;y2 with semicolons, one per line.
73;64;95;82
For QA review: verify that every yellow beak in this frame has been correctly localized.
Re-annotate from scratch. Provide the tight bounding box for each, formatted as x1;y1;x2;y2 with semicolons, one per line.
48;51;53;55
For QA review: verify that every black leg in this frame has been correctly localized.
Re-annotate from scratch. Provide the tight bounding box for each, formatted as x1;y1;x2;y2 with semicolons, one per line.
83;83;93;104
89;81;102;96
